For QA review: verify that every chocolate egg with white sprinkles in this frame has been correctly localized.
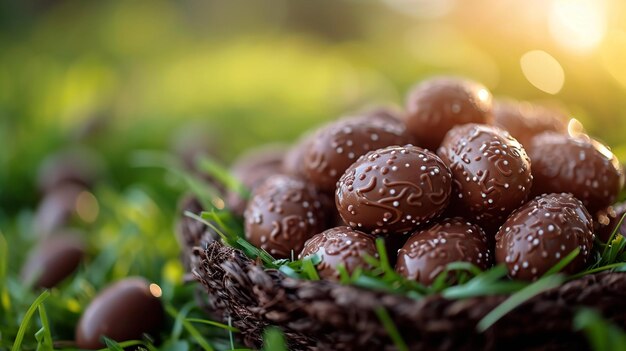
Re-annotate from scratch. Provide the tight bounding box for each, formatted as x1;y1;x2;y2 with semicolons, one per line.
405;77;493;150
299;226;378;280
495;193;594;281
396;218;491;285
245;175;327;258
528;132;623;213
304;115;415;192
438;124;533;228
336;145;452;235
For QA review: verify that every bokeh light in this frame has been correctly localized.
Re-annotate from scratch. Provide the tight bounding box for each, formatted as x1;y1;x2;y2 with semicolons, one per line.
520;50;565;94
549;0;607;54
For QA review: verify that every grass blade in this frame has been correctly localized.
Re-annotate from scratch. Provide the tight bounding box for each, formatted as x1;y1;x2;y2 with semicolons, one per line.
37;302;53;351
262;327;287;351
165;304;215;351
185;318;240;332
11;290;51;351
374;306;408;351
477;274;564;332
542;247;580;277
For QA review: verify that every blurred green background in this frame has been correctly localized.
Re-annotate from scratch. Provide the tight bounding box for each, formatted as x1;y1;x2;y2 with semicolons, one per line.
2;0;626;212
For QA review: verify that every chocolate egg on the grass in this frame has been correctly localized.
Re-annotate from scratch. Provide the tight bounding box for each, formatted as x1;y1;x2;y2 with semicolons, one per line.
245;175;327;258
405;77;493;150
529;132;623;213
21;232;85;289
395;218;491;285
495;193;594;281
336;145;452;235
76;277;164;349
438;124;533;228
299;226;378;280
304;115;415;192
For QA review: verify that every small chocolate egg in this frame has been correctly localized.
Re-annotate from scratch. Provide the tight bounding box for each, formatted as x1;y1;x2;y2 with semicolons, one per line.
37;147;104;193
529;133;623;213
34;184;86;236
594;203;626;242
405;77;493;150
492;100;568;149
244;175;327;258
395;218;491;285
299;226;378;280
226;145;287;216
75;277;164;349
495;193;594;281
304;115;415;192
283;133;315;177
336;145;452;235
21;233;85;289
437;124;533;229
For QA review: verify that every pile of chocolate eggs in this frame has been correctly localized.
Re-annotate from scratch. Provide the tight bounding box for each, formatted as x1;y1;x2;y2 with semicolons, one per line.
234;77;624;284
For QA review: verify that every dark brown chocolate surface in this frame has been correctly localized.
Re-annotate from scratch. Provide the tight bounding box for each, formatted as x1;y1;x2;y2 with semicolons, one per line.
438;124;533;229
34;183;86;236
492;100;568;149
283;133;315;177
395;218;491;285
226;145;286;216
244;175;327;259
299;226;377;280
495;193;594;281
336;145;452;235
303;115;415;192
21;232;85;289
405;77;493;150
529;133;623;213
75;277;164;349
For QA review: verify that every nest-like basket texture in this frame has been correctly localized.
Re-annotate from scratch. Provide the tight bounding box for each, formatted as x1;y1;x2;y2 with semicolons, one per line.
188;240;626;351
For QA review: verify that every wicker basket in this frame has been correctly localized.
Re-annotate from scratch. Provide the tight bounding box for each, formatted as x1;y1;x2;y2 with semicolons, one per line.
186;240;626;351
177;195;626;350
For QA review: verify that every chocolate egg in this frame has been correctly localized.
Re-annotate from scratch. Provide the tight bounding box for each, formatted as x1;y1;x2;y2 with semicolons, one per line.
304;115;415;192
594;203;626;242
299;226;378;280
492;100;568;149
226;145;287;216
529;133;623;213
396;218;491;285
37;147;104;193
405;77;493;150
21;233;85;289
244;175;327;258
336;145;452;235
495;193;594;281
34;184;86;236
283;133;315;177
75;277;164;349
437;124;533;229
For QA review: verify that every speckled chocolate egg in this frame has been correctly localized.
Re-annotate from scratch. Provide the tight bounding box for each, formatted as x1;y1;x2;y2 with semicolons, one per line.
529;133;623;213
304;116;415;192
21;232;85;289
594;203;626;242
396;218;491;285
336;145;452;235
299;226;378;280
495;193;594;281
75;277;164;349
283;133;315;177
245;175;327;258
437;124;533;228
405;77;493;150
492;100;568;149
226;145;287;216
